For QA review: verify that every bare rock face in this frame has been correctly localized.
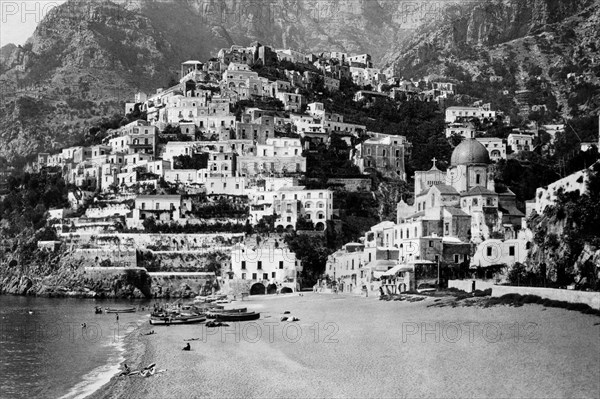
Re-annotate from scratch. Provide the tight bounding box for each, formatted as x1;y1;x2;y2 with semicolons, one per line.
384;0;600;118
0;249;152;299
0;0;432;162
1;0;599;163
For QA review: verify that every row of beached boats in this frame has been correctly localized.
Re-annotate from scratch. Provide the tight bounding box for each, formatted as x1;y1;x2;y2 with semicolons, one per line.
149;303;260;325
95;306;137;314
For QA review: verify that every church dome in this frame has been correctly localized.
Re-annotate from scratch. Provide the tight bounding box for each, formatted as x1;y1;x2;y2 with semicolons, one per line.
450;139;490;166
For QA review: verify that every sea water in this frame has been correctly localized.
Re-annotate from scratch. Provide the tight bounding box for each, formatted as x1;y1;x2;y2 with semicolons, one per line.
0;296;150;399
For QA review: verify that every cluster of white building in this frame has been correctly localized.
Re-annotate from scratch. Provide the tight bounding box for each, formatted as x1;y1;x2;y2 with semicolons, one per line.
327;139;532;294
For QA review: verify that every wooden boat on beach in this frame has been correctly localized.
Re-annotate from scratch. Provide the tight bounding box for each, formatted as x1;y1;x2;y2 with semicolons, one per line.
204;307;247;318
149;314;206;325
210;311;260;322
105;307;137;313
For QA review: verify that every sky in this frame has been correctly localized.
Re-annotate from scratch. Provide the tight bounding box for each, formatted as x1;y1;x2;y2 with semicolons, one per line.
0;0;66;47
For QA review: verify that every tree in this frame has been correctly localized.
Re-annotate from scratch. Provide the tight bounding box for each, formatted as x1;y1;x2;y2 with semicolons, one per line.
449;132;464;147
284;233;333;286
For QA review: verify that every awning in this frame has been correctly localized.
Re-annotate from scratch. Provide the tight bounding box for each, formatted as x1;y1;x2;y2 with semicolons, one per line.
373;271;385;279
381;265;411;277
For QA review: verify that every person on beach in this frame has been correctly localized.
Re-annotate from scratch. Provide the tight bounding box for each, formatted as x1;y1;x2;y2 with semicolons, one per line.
183;343;191;351
116;313;119;321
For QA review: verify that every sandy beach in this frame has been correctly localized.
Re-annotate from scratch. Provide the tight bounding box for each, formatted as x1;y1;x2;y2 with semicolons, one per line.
88;293;600;399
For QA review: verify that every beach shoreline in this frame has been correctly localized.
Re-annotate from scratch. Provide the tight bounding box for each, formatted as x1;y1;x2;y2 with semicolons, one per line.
85;316;152;399
86;293;600;399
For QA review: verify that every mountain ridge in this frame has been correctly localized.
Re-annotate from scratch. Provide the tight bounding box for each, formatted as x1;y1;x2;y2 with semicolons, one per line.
1;0;599;164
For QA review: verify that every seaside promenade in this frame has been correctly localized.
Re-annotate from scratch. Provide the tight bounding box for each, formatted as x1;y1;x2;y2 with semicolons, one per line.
90;293;600;398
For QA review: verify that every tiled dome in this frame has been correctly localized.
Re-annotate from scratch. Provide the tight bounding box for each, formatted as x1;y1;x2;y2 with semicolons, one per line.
450;139;490;165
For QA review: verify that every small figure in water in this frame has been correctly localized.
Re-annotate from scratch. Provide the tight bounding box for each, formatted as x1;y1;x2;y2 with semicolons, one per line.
116;313;119;321
81;323;87;329
182;343;191;351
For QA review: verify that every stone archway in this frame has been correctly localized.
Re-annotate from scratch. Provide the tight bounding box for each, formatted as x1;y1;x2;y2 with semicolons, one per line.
250;282;266;295
280;287;293;294
266;283;277;294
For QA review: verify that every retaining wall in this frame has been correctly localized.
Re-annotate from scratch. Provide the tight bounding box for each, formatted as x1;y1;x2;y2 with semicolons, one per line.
448;279;497;293
491;285;600;310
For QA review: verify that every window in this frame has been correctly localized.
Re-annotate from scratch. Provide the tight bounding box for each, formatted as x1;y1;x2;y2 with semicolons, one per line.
156;203;160;210
444;223;449;235
252;273;257;280
509;246;515;256
263;273;268;280
141;203;146;210
454;254;460;263
429;241;433;248
241;261;246;270
272;272;276;278
257;261;262;270
486;247;493;257
279;261;283;269
476;174;481;184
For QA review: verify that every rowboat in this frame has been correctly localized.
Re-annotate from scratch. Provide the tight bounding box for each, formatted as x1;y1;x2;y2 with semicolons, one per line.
205;308;247;318
149;315;206;325
105;307;137;313
210;311;260;322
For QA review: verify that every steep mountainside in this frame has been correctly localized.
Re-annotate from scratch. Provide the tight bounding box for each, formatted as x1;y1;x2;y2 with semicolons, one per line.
384;0;600;120
0;0;440;164
1;0;599;164
0;1;182;164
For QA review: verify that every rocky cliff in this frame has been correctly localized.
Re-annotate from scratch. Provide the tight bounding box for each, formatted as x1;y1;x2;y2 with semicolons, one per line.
0;0;180;164
523;163;600;289
0;253;152;299
0;0;431;163
384;0;600;119
1;0;599;163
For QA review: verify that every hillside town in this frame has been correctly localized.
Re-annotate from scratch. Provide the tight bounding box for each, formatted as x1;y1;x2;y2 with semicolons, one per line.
20;42;600;298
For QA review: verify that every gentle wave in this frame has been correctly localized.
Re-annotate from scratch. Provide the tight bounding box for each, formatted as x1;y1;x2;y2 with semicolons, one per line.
58;339;126;399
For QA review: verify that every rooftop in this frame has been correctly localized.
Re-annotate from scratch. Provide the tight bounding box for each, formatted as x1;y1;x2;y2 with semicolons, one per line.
450;139;490;166
462;186;497;196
